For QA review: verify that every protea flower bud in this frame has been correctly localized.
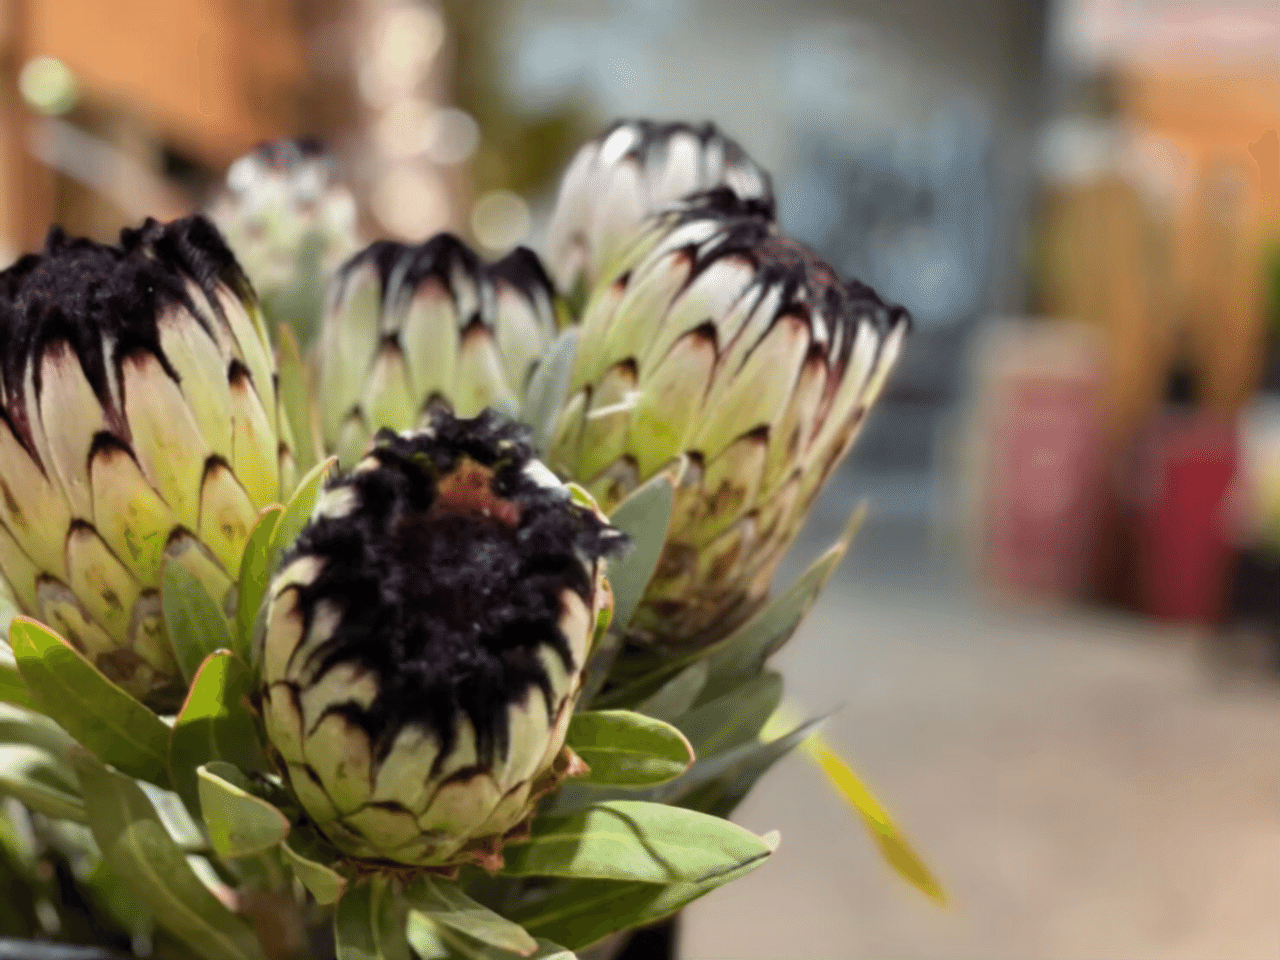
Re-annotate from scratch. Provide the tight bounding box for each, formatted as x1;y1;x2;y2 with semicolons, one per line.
259;410;624;868
209;139;360;343
546;192;909;645
317;235;563;467
545;120;774;299
0;217;289;706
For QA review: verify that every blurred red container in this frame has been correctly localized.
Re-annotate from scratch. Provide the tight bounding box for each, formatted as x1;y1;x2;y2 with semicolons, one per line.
1131;412;1239;623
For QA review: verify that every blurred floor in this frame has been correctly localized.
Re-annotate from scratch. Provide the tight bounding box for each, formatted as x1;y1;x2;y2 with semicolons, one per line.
681;501;1280;960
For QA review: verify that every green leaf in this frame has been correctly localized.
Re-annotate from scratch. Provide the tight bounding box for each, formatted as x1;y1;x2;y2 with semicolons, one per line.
235;506;283;660
507;835;778;950
499;800;772;884
0;594;16;639
633;662;707;722
522;327;579;457
70;749;267;960
604;473;675;631
335;877;411;960
163;560;236;685
0;744;86;823
407;915;574;960
0;702;78;757
282;829;347;905
698;504;867;703
273;456;337;557
197;762;289;858
405;876;537;956
673;671;782;760
566;711;693;788
170;652;267;816
277;323;320;475
9;617;170;787
0;643;36;712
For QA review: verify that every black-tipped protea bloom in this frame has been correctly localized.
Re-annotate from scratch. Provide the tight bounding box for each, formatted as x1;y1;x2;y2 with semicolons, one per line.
316;235;564;466
209;139;360;343
259;410;624;868
546;191;909;645
0;217;290;705
545;120;774;299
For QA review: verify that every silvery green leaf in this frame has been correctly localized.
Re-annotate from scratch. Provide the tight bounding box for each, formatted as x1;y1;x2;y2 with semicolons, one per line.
163;560;236;684
604;472;675;630
673;670;782;760
71;748;267;960
197;762;289;858
335;876;411;960
0;744;86;823
282;832;347;906
408;914;575;960
633;661;708;722
521;327;579;457
9;617;170;787
405;876;537;956
235;505;283;661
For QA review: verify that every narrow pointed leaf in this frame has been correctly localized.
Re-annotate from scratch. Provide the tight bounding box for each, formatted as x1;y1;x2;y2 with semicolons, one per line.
277;323;320;475
170;651;267;815
235;506;282;659
71;749;267;960
163;560;236;684
566;711;693;787
605;472;675;630
674;671;783;759
272;456;337;556
522;327;579;457
508;837;777;950
0;744;86;822
9;617;170;786
197;762;290;858
406;876;537;956
499;800;772;883
634;662;708;722
336;877;411;960
283;837;347;905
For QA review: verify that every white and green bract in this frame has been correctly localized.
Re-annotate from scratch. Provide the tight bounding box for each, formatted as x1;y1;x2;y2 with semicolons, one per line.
546;196;909;646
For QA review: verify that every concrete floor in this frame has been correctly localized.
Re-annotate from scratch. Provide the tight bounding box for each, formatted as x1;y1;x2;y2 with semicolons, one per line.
679;519;1280;960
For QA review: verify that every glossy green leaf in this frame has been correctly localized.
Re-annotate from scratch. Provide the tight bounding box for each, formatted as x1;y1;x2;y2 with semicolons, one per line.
197;762;289;858
170;652;267;816
335;877;411;960
522;327;579;457
71;749;266;960
634;662;708;722
9;617;170;787
163;560;236;684
277;323;320;475
500;800;772;883
273;456;337;557
604;472;675;631
282;831;347;905
566;711;693;788
0;744;86;823
405;876;537;956
507;834;779;950
673;671;782;760
235;506;283;660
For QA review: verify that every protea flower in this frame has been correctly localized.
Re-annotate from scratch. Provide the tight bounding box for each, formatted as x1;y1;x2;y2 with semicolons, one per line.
316;235;563;467
209;139;360;344
545;120;774;301
0;217;290;706
545;191;909;645
258;410;624;868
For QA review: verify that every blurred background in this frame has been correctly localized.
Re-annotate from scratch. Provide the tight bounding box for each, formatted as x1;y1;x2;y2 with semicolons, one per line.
0;0;1277;956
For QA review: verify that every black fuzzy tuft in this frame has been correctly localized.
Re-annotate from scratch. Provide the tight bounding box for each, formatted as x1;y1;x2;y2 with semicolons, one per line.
0;216;252;457
284;409;627;771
